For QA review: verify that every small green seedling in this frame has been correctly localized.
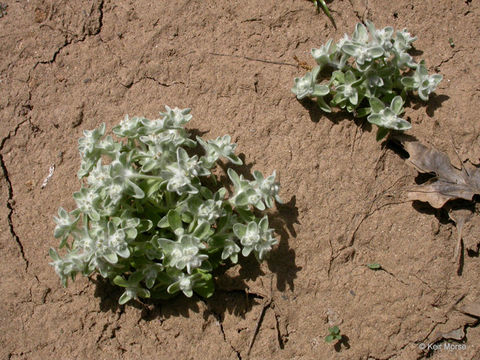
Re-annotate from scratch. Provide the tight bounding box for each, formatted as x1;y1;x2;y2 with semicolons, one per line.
325;326;342;343
367;263;382;270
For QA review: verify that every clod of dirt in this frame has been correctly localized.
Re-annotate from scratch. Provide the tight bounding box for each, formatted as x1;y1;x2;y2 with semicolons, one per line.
402;140;480;208
441;327;465;341
449;208;480;253
326;308;343;327
458;301;480;318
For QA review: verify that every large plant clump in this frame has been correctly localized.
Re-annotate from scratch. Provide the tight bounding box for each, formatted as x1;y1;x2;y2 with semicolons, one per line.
292;21;443;140
50;107;282;304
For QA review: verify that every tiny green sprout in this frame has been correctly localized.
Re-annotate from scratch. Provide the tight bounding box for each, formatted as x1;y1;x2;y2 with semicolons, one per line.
292;21;442;140
448;38;455;48
325;326;343;343
49;107;282;304
367;263;382;270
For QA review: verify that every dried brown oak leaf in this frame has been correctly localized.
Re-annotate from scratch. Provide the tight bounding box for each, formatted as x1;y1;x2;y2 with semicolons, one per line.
403;141;480;208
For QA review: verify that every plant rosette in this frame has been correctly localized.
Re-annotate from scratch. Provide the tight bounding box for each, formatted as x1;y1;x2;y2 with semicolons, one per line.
50;106;282;304
292;21;442;140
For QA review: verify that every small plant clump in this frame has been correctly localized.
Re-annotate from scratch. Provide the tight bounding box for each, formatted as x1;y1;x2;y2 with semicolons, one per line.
50;106;282;304
292;21;443;140
325;326;343;343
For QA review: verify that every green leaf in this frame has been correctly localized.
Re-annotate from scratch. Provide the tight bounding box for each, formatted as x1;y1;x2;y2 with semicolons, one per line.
167;209;182;231
325;335;334;343
200;186;213;200
344;70;356;84
355;107;371;117
157;215;169;228
329;326;340;334
367;114;383;127
113;275;129;288
193;221;211;239
118;291;132;305
49;248;60;261
312;84;330;97
137;288;151;299
369;97;385;114
227;168;240;187
317;97;332;113
145;179;164;198
233;223;246;238
311;65;321;80
390;96;404;115
367;263;382;270
194;272;215;298
400;76;416;88
376;127;390;141
181;212;194;223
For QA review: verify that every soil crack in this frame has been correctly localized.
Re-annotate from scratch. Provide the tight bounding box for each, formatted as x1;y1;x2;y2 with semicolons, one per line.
32;0;104;71
210;309;242;360
0;119;29;270
435;49;461;70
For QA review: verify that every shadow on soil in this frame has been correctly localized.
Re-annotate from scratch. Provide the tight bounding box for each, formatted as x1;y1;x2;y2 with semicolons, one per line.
409;93;450;117
334;335;351;352
299;91;450;132
298;97;373;133
91;155;300;321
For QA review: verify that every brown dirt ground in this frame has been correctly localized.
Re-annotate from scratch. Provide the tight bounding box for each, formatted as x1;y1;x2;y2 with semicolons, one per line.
1;0;480;359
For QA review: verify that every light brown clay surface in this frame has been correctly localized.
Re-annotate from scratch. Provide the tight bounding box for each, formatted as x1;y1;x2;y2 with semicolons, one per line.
1;1;479;359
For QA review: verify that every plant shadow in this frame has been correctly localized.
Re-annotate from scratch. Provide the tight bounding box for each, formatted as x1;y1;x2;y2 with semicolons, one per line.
409;93;449;117
334;335;351;352
298;97;373;134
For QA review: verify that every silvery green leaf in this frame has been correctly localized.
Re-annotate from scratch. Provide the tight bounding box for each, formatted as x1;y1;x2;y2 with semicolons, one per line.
291;69;318;99
419;73;442;101
390;96;404;115
166;272;203;297
311;39;337;66
167;209;182;231
112;115;142;138
317;97;332;113
73;188;100;220
233;223;247;239
78;123;105;159
221;239;240;263
400;76;416;89
393;50;416;70
352;23;369;44
158;235;207;274
192;221;212;239
367;46;384;59
312;85;330;97
53;207;80;241
368;108;411;130
394;29;417;52
369;97;386;114
160;106;192;129
198;135;242;166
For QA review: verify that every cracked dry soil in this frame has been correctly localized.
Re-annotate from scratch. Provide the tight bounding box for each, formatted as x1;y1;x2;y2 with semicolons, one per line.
1;1;480;359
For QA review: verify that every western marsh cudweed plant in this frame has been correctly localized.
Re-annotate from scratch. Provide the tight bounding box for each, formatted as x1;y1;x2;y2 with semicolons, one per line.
50;107;282;304
292;21;442;140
